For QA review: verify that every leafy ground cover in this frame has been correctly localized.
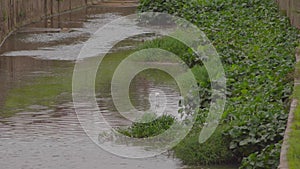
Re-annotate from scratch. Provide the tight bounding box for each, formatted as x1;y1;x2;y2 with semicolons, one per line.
119;0;300;168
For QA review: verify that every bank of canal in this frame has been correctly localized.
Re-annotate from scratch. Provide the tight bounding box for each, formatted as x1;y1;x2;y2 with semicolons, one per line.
0;4;236;169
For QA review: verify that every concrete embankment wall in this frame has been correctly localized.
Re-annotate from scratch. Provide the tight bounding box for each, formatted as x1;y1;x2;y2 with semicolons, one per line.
277;0;300;28
277;1;300;169
0;0;100;46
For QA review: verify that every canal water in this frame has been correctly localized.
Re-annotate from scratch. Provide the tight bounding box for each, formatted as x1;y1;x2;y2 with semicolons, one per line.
0;5;236;169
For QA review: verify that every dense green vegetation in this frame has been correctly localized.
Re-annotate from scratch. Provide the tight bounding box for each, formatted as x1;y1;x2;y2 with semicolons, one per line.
120;0;300;168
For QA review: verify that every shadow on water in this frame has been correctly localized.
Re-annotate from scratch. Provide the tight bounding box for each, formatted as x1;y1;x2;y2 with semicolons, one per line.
0;5;237;169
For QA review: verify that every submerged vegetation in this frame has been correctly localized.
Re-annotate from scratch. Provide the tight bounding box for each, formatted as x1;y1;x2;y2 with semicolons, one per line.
117;0;300;168
0;64;73;118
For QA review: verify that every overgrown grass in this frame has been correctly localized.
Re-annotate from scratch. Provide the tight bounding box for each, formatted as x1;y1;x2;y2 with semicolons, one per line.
119;113;234;165
120;37;229;165
135;37;197;67
287;105;300;168
118;113;175;138
288;48;300;169
174;125;235;165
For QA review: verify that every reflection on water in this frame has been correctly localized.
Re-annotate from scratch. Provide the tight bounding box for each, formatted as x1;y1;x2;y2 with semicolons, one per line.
0;5;236;169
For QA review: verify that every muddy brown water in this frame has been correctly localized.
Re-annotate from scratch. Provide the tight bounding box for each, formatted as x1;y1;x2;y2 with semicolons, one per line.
0;6;236;169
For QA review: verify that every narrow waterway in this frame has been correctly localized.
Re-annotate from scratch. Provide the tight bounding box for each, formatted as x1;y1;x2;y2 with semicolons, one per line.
0;5;236;169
